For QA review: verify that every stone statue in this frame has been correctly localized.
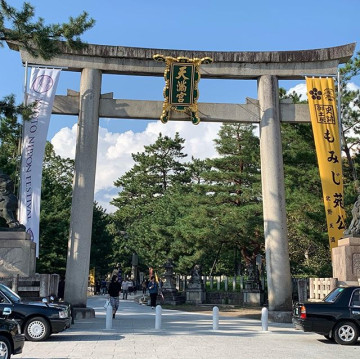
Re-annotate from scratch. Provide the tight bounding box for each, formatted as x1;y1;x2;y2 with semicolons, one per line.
186;264;205;304
0;171;25;230
241;242;262;290
189;264;202;284
344;195;360;237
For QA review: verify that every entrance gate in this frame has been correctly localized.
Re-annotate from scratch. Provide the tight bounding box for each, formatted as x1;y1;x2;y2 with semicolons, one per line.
8;40;355;317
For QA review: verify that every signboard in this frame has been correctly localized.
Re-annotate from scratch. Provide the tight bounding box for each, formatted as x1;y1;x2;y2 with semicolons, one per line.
153;55;212;124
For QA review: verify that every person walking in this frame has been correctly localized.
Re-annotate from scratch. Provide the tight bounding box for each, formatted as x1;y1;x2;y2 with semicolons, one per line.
141;279;147;296
148;276;158;309
108;275;121;318
121;278;130;300
100;278;107;295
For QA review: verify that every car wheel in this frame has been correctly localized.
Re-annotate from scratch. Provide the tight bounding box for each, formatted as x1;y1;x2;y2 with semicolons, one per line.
0;335;11;359
334;321;359;345
24;317;50;341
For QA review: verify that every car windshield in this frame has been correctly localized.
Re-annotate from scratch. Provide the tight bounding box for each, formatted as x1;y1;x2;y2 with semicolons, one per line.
0;284;21;303
323;287;344;303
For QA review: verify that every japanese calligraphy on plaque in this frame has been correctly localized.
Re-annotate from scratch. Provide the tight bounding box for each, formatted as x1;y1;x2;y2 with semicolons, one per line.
306;77;345;250
153;55;213;125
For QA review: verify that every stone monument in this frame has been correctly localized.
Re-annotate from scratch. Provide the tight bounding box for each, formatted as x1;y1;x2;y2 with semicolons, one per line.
333;237;360;284
161;259;185;305
0;170;36;277
0;171;25;230
332;195;360;284
186;264;205;305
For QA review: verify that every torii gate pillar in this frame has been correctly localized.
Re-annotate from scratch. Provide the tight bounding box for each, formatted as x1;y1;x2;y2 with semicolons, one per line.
64;68;102;307
258;75;292;317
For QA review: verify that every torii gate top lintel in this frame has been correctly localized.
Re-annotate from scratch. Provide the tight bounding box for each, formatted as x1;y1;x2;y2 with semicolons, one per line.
7;40;356;79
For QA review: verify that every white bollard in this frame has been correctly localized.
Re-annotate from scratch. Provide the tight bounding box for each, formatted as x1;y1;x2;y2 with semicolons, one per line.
155;305;162;330
212;306;219;330
106;301;113;330
261;307;268;331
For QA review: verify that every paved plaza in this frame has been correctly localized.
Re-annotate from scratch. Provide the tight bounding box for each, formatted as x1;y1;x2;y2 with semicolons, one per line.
16;295;360;359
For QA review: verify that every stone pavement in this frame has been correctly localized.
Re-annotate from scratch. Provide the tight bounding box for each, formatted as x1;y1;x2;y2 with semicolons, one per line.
16;295;360;359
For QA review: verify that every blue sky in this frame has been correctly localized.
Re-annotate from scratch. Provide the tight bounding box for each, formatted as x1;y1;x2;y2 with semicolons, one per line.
1;0;360;211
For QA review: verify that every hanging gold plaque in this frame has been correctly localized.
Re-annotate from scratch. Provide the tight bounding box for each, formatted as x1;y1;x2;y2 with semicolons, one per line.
153;55;213;125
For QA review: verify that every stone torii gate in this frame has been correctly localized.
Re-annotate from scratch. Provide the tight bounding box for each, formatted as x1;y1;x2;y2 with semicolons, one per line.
8;41;355;318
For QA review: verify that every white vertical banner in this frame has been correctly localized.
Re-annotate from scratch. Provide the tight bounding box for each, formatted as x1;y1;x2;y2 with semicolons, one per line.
19;68;61;257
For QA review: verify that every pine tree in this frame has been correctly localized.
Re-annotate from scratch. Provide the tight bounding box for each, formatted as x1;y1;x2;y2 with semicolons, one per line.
112;133;190;270
38;142;114;276
0;1;94;59
173;123;263;275
37;142;74;275
0;1;94;128
281;122;331;275
90;203;114;277
279;89;333;276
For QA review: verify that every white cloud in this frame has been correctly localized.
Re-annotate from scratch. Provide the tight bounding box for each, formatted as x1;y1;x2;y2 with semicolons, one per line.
287;81;360;104
51;121;222;213
286;83;307;101
346;82;360;92
51;126;76;158
345;82;360;112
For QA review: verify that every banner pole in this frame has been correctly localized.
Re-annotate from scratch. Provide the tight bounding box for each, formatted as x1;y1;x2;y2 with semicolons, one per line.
17;61;29;216
23;61;29;105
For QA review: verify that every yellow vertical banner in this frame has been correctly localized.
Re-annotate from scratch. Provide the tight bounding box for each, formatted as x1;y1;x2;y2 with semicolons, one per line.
306;77;345;250
89;267;95;286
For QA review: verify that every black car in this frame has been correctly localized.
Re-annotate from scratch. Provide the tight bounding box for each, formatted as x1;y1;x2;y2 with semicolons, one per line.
293;286;360;345
0;284;71;342
0;308;25;359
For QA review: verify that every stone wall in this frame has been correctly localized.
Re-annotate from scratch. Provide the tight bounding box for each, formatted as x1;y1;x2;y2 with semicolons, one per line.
206;291;244;305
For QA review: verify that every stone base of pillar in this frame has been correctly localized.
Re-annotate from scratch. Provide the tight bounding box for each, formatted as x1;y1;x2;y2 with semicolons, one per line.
73;307;95;320
268;311;292;323
332;237;360;282
0;232;36;277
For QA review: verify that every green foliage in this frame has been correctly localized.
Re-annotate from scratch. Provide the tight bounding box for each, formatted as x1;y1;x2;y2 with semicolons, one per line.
90;203;114;277
0;2;102;276
112;133;190;273
339;52;360;193
0;1;94;148
37;142;114;277
37;142;74;275
180;123;263;274
281;123;331;276
112;125;264;276
0;0;95;59
0;96;21;182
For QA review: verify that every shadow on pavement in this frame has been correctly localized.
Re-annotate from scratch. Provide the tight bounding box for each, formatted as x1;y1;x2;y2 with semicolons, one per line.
47;333;125;342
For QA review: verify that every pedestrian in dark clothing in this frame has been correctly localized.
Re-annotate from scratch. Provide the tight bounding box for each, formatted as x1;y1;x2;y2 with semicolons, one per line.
148;276;158;309
108;275;121;318
100;278;107;295
95;280;101;295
